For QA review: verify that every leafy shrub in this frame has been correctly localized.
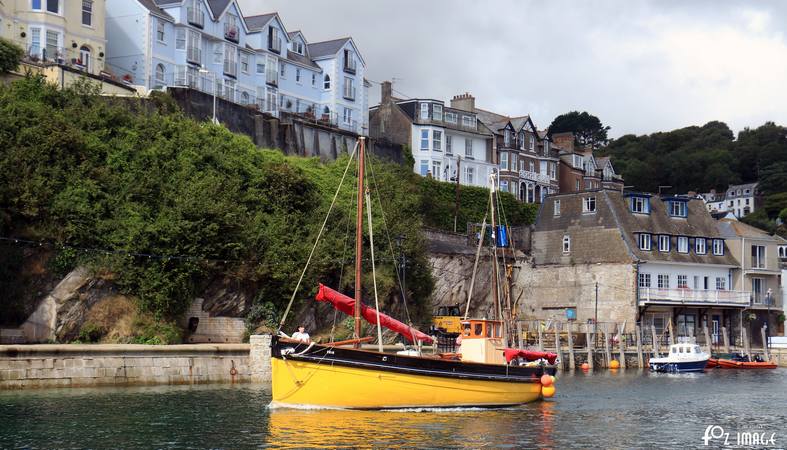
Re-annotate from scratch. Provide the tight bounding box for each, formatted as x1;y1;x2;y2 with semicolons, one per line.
78;322;105;343
0;38;24;73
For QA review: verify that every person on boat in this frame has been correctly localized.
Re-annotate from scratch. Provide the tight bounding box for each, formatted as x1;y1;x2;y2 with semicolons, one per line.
291;326;310;343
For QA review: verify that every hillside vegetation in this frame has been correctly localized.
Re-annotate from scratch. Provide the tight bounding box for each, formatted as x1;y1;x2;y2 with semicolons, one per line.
0;75;536;330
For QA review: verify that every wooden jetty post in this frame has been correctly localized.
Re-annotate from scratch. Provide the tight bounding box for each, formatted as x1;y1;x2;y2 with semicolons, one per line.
516;322;523;349
586;328;594;370
603;329;612;368
617;321;627;369
702;325;712;355
554;325;563;371
761;326;770;361
651;326;659;357
721;326;730;353
635;325;644;368
567;323;575;370
667;318;675;345
742;327;752;360
537;323;543;351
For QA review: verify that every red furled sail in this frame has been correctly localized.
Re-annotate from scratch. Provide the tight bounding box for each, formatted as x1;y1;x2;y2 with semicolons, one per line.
316;284;434;344
504;348;558;365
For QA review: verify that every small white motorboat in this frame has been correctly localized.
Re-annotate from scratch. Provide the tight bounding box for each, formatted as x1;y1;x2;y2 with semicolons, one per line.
649;343;710;373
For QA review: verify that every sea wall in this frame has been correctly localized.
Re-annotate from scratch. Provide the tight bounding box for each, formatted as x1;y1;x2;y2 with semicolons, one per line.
0;340;270;390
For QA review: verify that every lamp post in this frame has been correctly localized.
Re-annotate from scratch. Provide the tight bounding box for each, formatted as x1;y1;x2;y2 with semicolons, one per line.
199;66;219;125
766;288;772;350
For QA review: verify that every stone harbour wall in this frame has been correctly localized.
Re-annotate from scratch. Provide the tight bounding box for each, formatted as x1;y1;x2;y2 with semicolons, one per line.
0;337;273;389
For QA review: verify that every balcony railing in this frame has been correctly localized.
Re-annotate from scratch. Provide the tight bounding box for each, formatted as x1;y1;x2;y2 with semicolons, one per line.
187;7;205;28
639;288;750;306
519;170;551;184
751;292;783;309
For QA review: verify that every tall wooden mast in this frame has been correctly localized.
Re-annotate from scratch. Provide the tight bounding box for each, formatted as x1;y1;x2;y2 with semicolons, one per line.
353;137;366;343
490;174;500;324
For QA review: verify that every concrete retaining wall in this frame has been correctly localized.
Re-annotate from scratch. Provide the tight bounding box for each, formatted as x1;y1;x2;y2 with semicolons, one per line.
0;337;273;389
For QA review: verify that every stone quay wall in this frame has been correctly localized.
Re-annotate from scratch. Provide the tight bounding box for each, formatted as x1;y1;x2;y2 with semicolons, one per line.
0;335;272;389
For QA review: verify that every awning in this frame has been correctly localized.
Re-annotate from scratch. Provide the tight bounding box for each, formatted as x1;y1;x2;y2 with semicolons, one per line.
504;348;558;365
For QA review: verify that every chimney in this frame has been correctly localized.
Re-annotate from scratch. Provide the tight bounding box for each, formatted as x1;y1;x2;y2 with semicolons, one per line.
381;80;392;103
450;92;475;112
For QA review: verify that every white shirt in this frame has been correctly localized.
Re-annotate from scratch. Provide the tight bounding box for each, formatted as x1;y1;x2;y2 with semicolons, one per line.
292;331;310;342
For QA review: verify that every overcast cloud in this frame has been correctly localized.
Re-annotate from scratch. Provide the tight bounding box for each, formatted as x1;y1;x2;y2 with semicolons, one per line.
238;0;787;138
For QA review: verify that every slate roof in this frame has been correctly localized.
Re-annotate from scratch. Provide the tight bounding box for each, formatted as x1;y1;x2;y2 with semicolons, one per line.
716;218;779;241
140;0;175;20
308;37;350;58
245;13;277;31
285;52;321;70
509;116;531;132
206;0;231;18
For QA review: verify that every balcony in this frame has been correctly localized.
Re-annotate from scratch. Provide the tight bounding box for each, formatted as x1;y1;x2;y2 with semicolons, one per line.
519;170;551;184
187;7;205;28
639;288;750;307
751;291;783;309
224;24;239;42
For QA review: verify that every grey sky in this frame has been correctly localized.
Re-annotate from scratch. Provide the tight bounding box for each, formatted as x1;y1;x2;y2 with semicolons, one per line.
238;0;787;138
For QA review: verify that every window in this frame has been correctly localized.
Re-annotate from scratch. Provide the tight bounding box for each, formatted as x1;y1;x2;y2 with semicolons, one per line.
583;196;596;213
295;68;301;83
45;30;59;59
562;235;571;254
677;236;689;253
446;135;453;154
677;275;688;288
638;233;651;251
30;27;41;54
575;180;580;191
279;63;285;77
323;74;330;90
554;200;561;216
752;278;763;303
549;162;557;180
420;103;429;120
311;73;316;86
465;139;473;158
500;152;508;171
630;196;650;214
419;160;429;176
511;154;518;172
155;64;165;83
268;26;281;53
657;274;670;289
669;200;687;217
658;235;670;252
343;49;357;73
695;238;706;255
213;42;223;64
240;91;249;104
529;135;535;151
420;129;429;151
445;112;457;124
223;44;237;76
462;116;473;127
433;104;443;121
712;239;724;256
32;0;41;10
716;277;726;290
500;181;509;192
266;55;278;85
573;154;583;168
693;276;700;289
638;273;651;288
240;53;249;73
433;130;442;151
176;28;186;50
82;1;93;26
432;161;441;180
504;131;511;147
519;132;525;150
342;107;352;125
78;46;91;71
465;166;474;184
46;0;59;14
752;245;765;268
343;77;355;100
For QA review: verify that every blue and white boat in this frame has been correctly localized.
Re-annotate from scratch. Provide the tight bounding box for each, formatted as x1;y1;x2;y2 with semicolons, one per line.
649;343;710;373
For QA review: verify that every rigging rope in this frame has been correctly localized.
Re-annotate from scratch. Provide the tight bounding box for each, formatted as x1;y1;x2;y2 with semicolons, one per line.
365;186;384;353
330;160;357;343
276;142;358;334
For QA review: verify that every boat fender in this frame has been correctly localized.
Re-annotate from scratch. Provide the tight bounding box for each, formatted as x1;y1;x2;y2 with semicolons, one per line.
540;374;553;387
542;385;556;398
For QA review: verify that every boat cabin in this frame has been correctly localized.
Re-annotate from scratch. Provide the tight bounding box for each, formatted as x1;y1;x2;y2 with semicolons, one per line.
670;344;703;356
459;319;506;365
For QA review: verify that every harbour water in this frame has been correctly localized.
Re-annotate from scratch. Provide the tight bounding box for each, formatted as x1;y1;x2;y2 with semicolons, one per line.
1;369;785;449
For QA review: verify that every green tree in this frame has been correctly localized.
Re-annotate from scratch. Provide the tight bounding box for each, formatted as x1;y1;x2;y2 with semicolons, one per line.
0;37;24;73
547;111;610;149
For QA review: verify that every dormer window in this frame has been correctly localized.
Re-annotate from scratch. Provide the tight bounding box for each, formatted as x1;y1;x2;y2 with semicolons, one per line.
668;200;688;217
677;236;689;253
462;116;474;128
433;104;443;121
268;27;281;53
572;154;583;169
583;196;596;213
445;112;457;124
638;233;652;251
658;235;670;252
630;196;650;214
420;103;429;120
519;132;525;150
224;13;239;42
504;131;511;146
695;238;707;255
292;41;304;55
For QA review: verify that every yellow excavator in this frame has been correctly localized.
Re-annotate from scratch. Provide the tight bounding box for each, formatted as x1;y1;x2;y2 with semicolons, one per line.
431;304;463;351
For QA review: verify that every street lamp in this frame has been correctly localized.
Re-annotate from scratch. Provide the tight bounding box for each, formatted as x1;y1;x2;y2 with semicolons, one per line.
766;288;773;350
199;65;219;125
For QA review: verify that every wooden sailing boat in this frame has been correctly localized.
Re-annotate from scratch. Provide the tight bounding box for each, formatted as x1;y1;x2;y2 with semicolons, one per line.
270;137;557;409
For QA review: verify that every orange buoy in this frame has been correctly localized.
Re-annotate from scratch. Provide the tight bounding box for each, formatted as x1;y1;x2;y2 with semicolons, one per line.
581;362;590;371
610;359;620;369
542;385;556;398
540;374;553;386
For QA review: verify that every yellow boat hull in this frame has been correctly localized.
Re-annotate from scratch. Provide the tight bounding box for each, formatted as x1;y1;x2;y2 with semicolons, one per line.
271;357;543;409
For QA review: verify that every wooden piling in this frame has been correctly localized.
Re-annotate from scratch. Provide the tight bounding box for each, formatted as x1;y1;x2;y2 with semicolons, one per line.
618;322;627;369
603;329;612;368
761;326;770;361
554;325;563;371
651;326;659;357
721;326;730;353
516;322;523;349
636;325;644;368
703;325;712;355
586;329;594;370
567;323;575;370
667;318;675;345
742;326;751;360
